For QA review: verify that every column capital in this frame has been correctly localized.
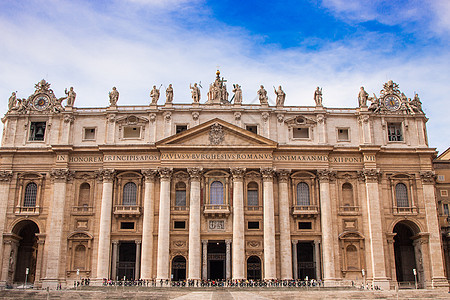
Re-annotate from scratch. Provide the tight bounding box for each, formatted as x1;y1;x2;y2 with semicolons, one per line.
291;240;298;245
97;168;116;182
201;239;208;245
230;167;246;181
158;167;173;180
142;169;158;182
260;167;274;181
317;169;336;182
188;167;203;181
225;239;232;245
314;239;321;246
135;240;142;245
0;170;13;182
277;169;291;183
420;171;436;185
358;169;382;183
50;168;74;182
112;240;120;245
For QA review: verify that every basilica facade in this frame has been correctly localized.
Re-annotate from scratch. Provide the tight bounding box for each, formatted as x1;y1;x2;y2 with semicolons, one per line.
0;72;447;290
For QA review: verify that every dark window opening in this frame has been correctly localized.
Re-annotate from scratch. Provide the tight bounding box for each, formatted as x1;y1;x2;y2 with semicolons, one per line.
246;125;257;134
120;222;135;230
174;221;186;229
338;128;349;141
29;122;46;141
176;125;188;134
298;222;312;230
293;127;309;139
248;221;260;230
84;128;96;140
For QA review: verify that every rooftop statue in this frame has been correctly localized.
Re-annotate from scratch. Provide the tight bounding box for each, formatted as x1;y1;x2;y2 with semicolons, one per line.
358;87;368;107
232;84;242;104
150;85;160;105
166;84;173;103
274;85;285;106
314;87;323;106
258;85;268;105
109;87;119;107
65;87;76;107
207;70;229;104
8;92;17;111
190;83;200;103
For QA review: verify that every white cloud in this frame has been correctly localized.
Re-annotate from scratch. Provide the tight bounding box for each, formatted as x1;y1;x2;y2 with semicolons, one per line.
0;0;449;152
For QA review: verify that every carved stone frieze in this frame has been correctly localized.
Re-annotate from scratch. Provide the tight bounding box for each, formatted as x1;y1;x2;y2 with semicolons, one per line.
209;123;225;145
50;168;74;182
277;113;284;123
316;114;325;124
141;169;158;181
208;220;225;231
63;114;75;123
191;111;200;120
277;169;291;183
107;114;116;123
173;171;189;181
234;112;241;121
158;167;173;180
260;167;274;181
358;115;369;124
0;170;13;182
358;169;382;183
420;171;436;184
247;241;260;248
230;167;246;181
97;168;116;182
173;240;186;248
187;168;203;181
261;112;270;121
163;111;172;121
149;113;156;122
317;169;336;182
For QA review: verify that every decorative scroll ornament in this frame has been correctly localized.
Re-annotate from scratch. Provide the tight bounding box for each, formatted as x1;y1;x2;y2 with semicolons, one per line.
158;167;173;180
358;169;382;183
50;168;74;181
96;168;116;182
141;169;158;181
0;170;13;182
173;241;185;248
209;123;225;145
230;167;246;180
317;169;336;182
187;168;203;181
260;167;274;180
277;169;291;183
247;241;260;248
420;171;436;184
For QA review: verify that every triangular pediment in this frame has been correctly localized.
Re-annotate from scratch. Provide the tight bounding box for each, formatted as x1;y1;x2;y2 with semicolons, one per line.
156;118;277;149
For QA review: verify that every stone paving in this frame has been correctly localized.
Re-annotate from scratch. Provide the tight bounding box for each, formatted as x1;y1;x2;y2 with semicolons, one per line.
0;287;449;300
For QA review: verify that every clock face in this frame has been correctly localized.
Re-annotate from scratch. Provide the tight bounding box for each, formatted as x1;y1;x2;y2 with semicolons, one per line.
384;95;401;111
33;95;50;110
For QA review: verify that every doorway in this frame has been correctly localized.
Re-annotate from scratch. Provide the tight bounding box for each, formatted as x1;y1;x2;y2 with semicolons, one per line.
172;256;186;281
207;241;226;280
13;221;39;284
247;256;261;280
117;242;136;280
297;242;316;280
393;222;418;285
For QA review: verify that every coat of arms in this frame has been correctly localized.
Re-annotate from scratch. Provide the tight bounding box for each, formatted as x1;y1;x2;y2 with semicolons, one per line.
209;123;225;145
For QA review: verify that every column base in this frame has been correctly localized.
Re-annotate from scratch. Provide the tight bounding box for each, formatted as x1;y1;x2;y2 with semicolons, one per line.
371;278;390;290
431;277;449;289
323;278;339;287
41;279;61;289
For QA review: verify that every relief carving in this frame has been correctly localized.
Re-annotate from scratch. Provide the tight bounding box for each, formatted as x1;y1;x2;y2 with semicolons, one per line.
209;123;225;145
209;220;225;231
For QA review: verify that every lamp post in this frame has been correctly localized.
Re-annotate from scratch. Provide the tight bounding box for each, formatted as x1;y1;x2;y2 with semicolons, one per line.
413;268;417;289
361;269;366;288
24;268;29;289
76;269;79;290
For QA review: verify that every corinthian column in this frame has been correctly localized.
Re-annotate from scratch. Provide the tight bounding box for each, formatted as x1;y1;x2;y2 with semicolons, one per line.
43;168;74;288
277;170;292;280
420;171;447;288
230;167;246;280
140;169;157;280
188;167;203;280
156;167;172;280
96;169;116;280
360;169;389;289
261;167;276;279
317;170;336;285
0;170;12;279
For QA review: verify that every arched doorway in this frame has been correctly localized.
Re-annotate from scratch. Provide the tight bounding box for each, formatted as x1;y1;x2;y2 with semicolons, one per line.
393;221;421;287
247;256;261;280
171;256;186;281
12;220;39;284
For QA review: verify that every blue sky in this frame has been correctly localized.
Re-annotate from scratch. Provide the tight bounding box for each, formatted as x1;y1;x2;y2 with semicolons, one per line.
0;0;449;153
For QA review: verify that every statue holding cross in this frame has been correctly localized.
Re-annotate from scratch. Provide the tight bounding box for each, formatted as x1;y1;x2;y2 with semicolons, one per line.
207;70;229;104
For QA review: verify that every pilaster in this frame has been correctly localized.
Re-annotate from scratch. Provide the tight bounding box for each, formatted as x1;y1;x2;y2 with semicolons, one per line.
231;167;245;280
187;167;202;280
261;167;276;279
0;170;12;282
156;167;172;280
277;169;292;280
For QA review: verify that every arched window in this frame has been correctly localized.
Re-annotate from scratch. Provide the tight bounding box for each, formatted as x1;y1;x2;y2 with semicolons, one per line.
296;182;310;206
395;183;409;207
342;183;354;206
247;182;259;207
78;183;90;207
24;182;37;207
123;182;137;206
175;182;186;207
74;245;86;270
346;245;359;270
210;181;224;205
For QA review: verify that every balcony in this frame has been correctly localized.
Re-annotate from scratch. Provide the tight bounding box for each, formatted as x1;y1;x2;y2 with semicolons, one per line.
71;206;94;216
203;204;230;218
15;206;39;216
338;205;360;216
392;206;418;215
114;205;141;217
292;205;319;218
245;205;263;213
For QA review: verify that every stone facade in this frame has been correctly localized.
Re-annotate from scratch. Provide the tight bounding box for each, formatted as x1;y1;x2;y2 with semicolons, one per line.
0;74;447;290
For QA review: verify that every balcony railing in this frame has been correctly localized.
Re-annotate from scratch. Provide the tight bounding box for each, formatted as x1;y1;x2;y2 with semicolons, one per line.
71;206;94;215
171;206;188;211
203;204;230;217
339;205;360;215
114;205;141;216
393;206;418;215
245;205;263;212
292;205;319;218
15;206;39;215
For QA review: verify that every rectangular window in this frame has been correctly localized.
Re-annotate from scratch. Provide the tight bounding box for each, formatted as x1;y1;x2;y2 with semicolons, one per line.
298;222;312;230
247;190;258;206
29;122;46;141
248;221;260;230
83;128;96;140
438;175;445;181
441;190;449;197
176;125;188;134
246;125;257;134
293;127;309;139
444;204;449;216
120;222;135;230
175;190;186;206
174;221;186;229
388;123;403;142
123;126;141;139
337;128;349;141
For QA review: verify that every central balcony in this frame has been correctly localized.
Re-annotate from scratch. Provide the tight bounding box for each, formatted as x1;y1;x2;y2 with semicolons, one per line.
203;204;230;218
114;205;141;217
291;205;319;218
